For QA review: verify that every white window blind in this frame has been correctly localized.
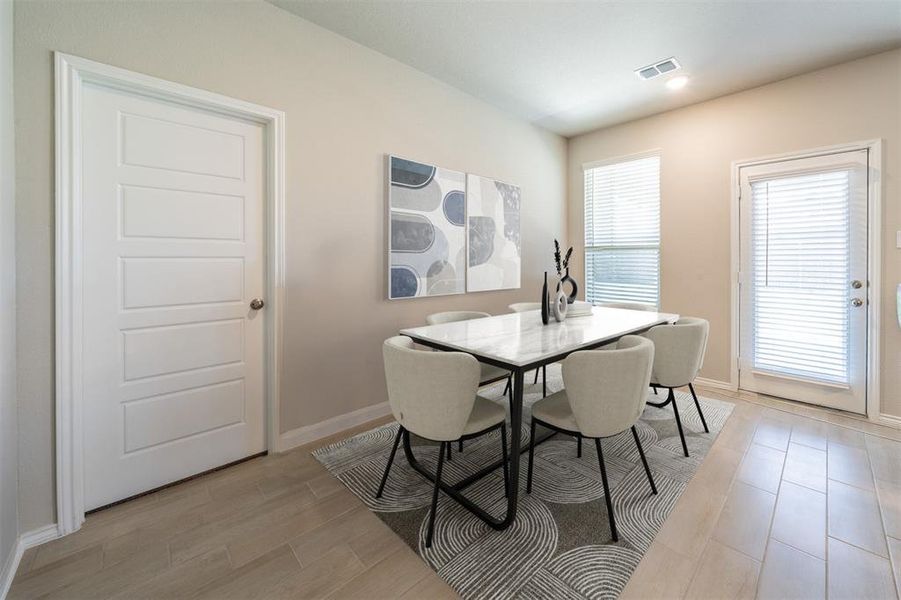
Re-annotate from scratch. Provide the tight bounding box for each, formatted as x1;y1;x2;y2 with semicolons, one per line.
584;154;660;307
750;170;851;384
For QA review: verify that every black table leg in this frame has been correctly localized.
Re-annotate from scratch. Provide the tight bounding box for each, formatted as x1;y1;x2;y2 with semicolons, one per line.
505;369;523;524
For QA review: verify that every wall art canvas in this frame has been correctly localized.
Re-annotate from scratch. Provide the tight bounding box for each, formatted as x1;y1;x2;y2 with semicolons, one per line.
388;156;466;299
466;174;521;292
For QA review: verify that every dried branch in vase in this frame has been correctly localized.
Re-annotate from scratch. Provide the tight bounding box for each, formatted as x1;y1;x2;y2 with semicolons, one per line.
553;239;563;276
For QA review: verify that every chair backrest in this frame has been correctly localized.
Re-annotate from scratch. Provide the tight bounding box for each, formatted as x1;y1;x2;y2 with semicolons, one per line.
382;336;480;441
508;302;542;313
425;311;491;325
644;317;709;387
595;301;656;312
562;335;654;438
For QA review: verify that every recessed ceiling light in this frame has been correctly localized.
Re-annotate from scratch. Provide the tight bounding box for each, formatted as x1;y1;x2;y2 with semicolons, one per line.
666;76;689;90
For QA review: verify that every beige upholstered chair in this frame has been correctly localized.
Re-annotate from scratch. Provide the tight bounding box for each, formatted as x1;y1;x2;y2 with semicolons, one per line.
596;301;661;394
425;311;513;456
526;336;657;541
426;311;512;390
508;302;548;392
378;336;509;547
594;301;656;311
644;317;710;457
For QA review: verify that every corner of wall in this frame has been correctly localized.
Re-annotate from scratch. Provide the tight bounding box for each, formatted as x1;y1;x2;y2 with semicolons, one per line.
0;0;19;595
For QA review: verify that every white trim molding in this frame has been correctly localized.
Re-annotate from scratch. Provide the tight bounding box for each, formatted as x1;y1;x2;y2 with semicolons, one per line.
54;52;286;536
18;524;60;551
694;377;738;392
279;402;393;452
0;524;62;598
581;147;663;171
0;538;17;599
876;413;901;430
729;139;883;421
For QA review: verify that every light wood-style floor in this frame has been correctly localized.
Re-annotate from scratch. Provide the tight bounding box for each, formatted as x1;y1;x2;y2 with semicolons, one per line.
624;386;901;600
11;384;901;599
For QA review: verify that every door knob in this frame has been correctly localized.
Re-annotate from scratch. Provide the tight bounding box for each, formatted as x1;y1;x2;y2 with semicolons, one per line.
851;298;864;308
851;280;863;289
250;298;265;310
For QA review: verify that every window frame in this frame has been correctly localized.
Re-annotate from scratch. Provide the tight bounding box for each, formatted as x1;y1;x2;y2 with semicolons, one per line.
582;149;662;309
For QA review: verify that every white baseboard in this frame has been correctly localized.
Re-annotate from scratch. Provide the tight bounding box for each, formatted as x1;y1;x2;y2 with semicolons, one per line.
0;538;17;600
876;413;901;430
19;524;60;549
278;401;392;452
0;524;60;598
694;377;737;392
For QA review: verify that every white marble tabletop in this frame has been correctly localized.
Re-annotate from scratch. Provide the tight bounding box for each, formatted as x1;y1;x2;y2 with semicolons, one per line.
400;306;679;368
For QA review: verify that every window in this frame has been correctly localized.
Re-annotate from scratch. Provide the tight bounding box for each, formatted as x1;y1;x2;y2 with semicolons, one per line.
583;153;660;307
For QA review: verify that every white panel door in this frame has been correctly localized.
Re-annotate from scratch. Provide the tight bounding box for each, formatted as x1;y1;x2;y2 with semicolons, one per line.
81;82;266;510
738;150;868;414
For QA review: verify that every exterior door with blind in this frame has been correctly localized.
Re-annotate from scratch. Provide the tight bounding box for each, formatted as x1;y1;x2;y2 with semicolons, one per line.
738;150;868;414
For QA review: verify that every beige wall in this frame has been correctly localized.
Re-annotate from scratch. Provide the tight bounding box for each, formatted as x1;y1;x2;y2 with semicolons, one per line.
569;49;901;416
1;0;18;573
14;1;567;531
15;0;898;538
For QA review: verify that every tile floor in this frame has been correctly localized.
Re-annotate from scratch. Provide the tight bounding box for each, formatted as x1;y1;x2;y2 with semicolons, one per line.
10;384;901;599
622;386;901;600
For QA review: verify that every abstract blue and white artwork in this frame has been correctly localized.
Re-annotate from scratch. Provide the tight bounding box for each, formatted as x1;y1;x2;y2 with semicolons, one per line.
388;156;466;299
466;174;521;292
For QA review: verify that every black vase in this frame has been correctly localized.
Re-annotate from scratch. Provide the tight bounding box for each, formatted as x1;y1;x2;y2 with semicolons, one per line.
561;268;578;304
541;272;550;325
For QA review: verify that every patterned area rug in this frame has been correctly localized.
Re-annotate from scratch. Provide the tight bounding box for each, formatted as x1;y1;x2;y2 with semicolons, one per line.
313;365;734;599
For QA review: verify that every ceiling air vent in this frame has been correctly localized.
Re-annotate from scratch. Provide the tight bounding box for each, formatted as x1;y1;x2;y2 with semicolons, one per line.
635;57;681;80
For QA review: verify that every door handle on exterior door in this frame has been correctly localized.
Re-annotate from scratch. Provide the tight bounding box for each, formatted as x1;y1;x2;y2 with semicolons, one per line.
250;298;265;310
851;280;863;289
851;298;864;308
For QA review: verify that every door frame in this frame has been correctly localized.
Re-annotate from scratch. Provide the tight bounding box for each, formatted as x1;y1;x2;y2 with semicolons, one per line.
55;52;286;535
729;140;882;423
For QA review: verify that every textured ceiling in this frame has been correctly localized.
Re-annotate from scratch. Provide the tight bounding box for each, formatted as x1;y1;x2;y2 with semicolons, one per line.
269;0;901;137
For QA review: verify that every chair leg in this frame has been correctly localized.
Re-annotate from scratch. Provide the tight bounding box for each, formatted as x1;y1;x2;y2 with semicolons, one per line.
652;384;658;395
688;383;709;433
458;439;463;453
577;435;582;458
533;369;540;384
507;377;513;401
446;442;452;461
502;378;510;397
526;419;537;493
542;365;547;397
375;425;404;498
669;388;689;457
501;424;510;498
632;426;657;495
425;441;447;548
594;438;618;542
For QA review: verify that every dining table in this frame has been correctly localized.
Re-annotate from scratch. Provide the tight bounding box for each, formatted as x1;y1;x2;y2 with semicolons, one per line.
399;305;679;531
